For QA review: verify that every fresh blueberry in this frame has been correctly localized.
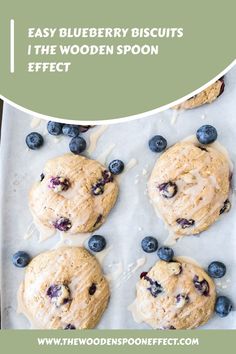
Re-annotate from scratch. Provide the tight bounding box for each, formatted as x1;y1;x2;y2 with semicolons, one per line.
141;236;158;253
62;124;80;137
69;136;87;154
12;251;30;268
26;132;44;150
64;324;76;330
109;160;125;175
88;235;106;252
158;182;177;198
215;296;232;317
53;217;72;231
88;283;97;295
193;275;209;296
208;261;226;278
47;121;63;136
196;125;218;144
148;135;167;153
157;247;174;262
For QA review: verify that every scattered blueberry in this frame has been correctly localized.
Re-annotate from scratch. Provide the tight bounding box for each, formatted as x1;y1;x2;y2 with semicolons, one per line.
69;136;87;154
176;218;195;229
53;217;72;232
88;235;106;252
148;135;167;153
157;247;174;262
220;200;231;215
64;324;76;330
141;236;158;253
109;160;125;175
88;283;97;295
193;275;209;296
47;121;63;136
158;182;177;198
215;296;232;317
26;132;44;150
196;125;218;144
12;251;30;268
208;261;226;278
48;176;70;192
62;124;80;137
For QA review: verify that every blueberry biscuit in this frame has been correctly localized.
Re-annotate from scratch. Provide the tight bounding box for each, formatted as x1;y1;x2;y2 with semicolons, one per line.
173;78;224;110
18;247;110;329
148;140;231;236
131;259;216;329
29;154;118;234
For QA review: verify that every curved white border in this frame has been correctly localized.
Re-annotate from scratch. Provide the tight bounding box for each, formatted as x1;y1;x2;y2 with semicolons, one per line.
1;59;236;125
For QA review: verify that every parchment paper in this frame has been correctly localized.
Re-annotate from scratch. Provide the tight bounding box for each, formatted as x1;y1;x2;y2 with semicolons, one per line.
1;66;236;329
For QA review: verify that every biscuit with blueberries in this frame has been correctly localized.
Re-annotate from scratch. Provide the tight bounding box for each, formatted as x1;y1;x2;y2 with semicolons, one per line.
131;259;216;329
18;247;110;329
148;140;230;237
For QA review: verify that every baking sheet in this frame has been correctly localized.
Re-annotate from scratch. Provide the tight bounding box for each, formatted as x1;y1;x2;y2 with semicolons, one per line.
1;66;236;329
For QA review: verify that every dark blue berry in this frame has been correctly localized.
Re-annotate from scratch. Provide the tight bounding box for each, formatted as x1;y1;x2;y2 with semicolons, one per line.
193;275;209;296
109;160;125;175
196;125;218;144
69;136;86;154
157;247;174;262
148;281;163;297
215;296;232;317
48;176;70;192
88;235;106;252
47;284;63;298
53;217;72;231
141;236;158;253
208;261;226;278
47;121;63;136
64;324;76;330
159;182;177;198
26;132;44;150
12;251;30;268
148;135;167;153
62;124;80;137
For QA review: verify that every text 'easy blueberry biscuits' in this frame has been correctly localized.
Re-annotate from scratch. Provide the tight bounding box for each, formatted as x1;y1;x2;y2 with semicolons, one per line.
29;154;118;234
130;259;216;329
148;141;231;237
17;247;109;329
